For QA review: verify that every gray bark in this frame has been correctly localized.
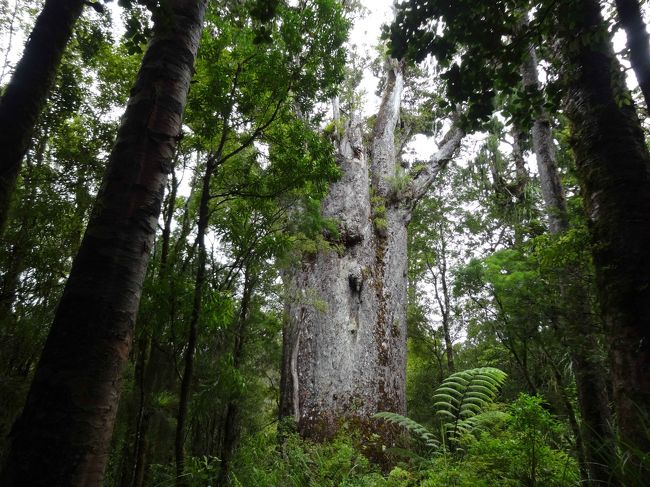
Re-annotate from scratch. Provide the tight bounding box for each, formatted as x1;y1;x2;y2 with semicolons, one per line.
280;61;463;440
521;47;568;234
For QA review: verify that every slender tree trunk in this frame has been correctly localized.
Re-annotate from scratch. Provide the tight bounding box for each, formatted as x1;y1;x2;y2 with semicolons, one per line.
0;2;206;485
427;239;454;374
522;38;616;485
0;0;85;232
511;128;528;201
217;266;255;485
280;61;463;442
521;51;568;235
557;0;650;481
175;155;214;486
118;333;151;487
615;0;650;110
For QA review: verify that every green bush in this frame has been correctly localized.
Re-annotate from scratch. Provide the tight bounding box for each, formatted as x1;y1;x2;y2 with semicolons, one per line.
230;426;392;487
226;394;579;486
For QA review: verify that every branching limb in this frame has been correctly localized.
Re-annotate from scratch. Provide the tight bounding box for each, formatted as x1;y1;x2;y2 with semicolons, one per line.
409;119;464;204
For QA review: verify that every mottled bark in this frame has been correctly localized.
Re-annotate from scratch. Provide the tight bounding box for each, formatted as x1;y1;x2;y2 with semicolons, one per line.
522;38;616;485
280;61;463;441
0;0;85;232
615;0;650;110
558;0;650;481
0;2;207;485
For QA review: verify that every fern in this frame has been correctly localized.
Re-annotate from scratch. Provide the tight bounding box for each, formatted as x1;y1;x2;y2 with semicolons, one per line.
373;412;440;449
374;367;507;453
433;367;507;445
456;410;510;436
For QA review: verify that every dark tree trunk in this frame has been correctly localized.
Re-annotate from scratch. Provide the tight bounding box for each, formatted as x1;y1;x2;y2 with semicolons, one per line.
522;37;616;485
0;2;207;485
280;61;463;442
615;0;650;110
125;171;180;487
558;0;650;481
0;0;85;232
217;266;255;486
118;334;151;487
175;155;214;486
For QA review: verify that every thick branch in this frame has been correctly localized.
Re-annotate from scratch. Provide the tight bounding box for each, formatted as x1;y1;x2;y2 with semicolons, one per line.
409;122;464;203
371;59;404;197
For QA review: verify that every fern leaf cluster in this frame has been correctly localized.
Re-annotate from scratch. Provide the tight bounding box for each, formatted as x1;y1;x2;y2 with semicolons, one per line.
433;367;507;444
374;367;507;453
374;412;440;449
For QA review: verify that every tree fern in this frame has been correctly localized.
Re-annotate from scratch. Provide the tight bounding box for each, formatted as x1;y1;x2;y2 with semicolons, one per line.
433;367;507;446
374;412;440;449
374;367;507;452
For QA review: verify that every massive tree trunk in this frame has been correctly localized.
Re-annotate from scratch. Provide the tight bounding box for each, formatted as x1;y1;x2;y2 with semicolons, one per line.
0;2;207;485
521;43;616;485
557;0;650;481
280;61;463;441
614;0;650;111
0;0;85;232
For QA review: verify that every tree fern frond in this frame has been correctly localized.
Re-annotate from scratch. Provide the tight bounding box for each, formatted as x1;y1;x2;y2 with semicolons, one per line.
457;410;511;435
462;396;490;406
433;386;464;398
432;367;507;446
436;409;457;420
433;398;459;410
466;384;499;397
373;412;440;449
376;367;507;455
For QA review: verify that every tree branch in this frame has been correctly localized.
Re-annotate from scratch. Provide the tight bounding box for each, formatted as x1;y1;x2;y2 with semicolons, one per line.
409;119;464;204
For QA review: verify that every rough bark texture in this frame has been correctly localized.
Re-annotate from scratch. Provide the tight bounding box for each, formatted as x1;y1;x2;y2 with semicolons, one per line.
0;2;206;485
615;0;650;110
522;37;616;485
510;128;528;200
0;0;85;232
280;61;463;441
558;0;650;481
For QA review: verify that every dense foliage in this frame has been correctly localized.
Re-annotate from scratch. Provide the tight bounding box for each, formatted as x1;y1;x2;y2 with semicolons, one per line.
1;0;649;485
